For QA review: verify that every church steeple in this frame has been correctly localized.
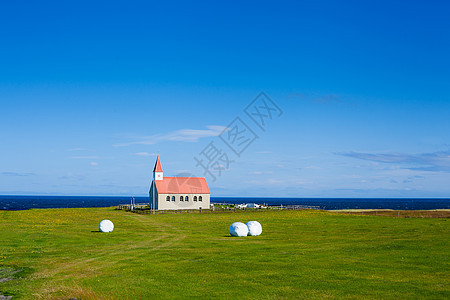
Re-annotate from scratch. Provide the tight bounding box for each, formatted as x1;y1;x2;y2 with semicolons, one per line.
153;156;163;180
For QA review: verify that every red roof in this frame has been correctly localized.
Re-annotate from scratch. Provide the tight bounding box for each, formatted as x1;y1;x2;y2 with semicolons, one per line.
155;177;210;194
153;156;163;172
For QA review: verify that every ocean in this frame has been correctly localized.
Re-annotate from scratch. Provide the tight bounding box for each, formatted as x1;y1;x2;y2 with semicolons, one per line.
0;195;449;211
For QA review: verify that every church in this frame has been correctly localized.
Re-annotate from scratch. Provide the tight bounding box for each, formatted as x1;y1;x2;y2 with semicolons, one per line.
149;156;210;210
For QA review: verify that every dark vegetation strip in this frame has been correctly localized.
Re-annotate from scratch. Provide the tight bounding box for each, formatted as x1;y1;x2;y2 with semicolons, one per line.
117;205;450;218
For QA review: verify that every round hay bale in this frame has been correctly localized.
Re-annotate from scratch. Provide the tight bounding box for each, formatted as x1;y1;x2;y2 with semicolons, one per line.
229;222;248;237
246;221;262;236
99;219;114;233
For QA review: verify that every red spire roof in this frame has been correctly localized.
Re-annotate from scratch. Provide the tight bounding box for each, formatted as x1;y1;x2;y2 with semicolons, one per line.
153;156;163;172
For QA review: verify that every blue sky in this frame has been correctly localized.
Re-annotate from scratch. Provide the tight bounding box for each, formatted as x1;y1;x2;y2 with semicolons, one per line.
1;1;449;197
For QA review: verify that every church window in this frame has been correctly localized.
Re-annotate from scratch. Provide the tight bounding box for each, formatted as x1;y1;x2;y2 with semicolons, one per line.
171;196;175;201
199;196;203;201
194;196;197;201
185;196;189;201
166;196;170;201
180;196;184;201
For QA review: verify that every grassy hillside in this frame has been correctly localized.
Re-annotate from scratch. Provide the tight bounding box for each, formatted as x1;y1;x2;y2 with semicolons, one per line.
0;208;448;299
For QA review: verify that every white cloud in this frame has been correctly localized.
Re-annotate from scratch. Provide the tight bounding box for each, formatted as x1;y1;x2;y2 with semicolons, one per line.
266;179;283;184
338;150;450;172
304;166;322;170
90;162;99;166
245;178;283;185
114;125;228;146
248;171;273;175
132;152;157;156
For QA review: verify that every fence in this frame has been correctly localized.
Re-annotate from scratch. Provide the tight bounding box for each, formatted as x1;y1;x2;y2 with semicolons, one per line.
116;204;320;215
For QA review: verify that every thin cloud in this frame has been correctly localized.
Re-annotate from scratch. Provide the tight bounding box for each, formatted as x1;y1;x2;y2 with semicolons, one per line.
1;171;35;177
71;156;100;159
131;152;157;156
338;150;450;172
313;94;341;105
69;148;91;152
304;166;322;170
288;92;342;105
245;178;284;185
59;173;86;181
248;171;273;175
115;125;228;146
90;162;99;166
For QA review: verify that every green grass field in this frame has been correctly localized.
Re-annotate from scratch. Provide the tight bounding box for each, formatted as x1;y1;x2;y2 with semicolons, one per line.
0;208;448;299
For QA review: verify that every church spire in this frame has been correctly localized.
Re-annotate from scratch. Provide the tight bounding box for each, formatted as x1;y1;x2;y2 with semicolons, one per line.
153;156;163;172
153;156;163;180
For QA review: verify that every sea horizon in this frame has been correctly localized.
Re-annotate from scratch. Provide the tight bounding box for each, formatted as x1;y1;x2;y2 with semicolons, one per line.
1;195;449;211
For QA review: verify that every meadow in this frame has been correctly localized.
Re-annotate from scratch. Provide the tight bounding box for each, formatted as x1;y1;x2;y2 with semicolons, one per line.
0;208;448;299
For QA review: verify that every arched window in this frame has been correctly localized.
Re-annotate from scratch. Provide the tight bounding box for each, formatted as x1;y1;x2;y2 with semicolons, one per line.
166;196;170;201
194;196;197;202
171;196;175;201
180;196;184;201
199;196;203;202
185;196;189;201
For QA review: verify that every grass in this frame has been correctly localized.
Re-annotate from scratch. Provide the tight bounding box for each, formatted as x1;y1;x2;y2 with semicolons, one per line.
0;208;448;299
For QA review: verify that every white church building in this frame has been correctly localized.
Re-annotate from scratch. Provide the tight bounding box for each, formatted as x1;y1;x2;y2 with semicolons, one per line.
149;156;211;210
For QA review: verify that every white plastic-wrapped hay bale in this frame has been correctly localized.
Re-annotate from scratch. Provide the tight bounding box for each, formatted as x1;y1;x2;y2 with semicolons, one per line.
99;219;114;232
246;221;262;236
229;222;248;237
